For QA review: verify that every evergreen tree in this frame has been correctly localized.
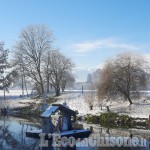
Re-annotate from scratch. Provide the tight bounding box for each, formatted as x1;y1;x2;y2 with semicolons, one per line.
0;42;17;99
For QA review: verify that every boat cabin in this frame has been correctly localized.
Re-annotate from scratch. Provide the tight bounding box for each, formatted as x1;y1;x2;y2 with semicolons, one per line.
41;103;77;133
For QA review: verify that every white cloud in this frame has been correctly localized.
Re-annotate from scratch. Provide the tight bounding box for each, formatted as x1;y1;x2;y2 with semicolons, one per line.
72;38;139;53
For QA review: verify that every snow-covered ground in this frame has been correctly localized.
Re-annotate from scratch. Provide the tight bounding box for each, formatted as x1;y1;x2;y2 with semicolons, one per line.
0;90;150;118
108;97;150;118
0;90;33;100
55;92;94;115
54;91;150;118
0;90;42;109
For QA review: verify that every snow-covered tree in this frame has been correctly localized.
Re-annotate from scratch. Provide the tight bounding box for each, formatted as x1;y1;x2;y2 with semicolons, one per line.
0;42;18;99
43;49;74;96
14;25;54;95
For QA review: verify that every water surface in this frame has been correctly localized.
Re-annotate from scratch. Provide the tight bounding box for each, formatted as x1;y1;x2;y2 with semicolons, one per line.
0;115;149;150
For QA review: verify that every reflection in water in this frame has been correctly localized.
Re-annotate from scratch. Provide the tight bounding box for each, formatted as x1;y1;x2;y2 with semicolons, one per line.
0;116;150;150
0;115;40;150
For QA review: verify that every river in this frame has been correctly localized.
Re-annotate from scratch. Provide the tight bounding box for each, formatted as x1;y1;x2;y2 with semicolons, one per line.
0;115;150;150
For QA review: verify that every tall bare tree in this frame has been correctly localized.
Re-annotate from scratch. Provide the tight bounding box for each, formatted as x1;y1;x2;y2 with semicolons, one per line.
98;52;149;105
14;25;53;95
43;49;74;96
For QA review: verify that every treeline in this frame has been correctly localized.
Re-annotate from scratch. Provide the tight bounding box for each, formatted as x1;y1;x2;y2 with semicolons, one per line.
0;25;75;97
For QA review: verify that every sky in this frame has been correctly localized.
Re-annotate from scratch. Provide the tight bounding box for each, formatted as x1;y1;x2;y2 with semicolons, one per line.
0;0;150;81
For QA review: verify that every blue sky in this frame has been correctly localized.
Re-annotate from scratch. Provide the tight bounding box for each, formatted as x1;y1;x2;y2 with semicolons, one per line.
0;0;150;81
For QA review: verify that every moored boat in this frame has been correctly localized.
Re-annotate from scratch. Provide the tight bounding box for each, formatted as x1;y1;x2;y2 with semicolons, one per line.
26;103;92;141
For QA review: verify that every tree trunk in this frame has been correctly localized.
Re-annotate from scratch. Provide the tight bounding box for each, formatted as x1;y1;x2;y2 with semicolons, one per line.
37;67;44;95
50;84;52;89
4;88;6;100
90;105;93;110
21;76;24;97
24;76;29;97
22;65;28;96
39;74;44;95
40;83;44;95
61;85;65;92
47;76;50;93
101;105;102;110
3;77;6;100
55;87;60;96
127;96;132;105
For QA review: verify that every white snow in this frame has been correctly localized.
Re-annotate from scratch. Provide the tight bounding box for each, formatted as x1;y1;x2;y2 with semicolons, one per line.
41;106;59;117
0;90;42;109
107;96;150;118
0;89;31;98
53;91;150;118
54;93;98;116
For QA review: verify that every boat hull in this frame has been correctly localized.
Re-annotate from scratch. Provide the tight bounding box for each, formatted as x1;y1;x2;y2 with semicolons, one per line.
26;129;92;141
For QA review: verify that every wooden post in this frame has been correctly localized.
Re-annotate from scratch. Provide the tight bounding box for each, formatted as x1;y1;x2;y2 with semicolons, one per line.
149;115;150;124
82;85;83;94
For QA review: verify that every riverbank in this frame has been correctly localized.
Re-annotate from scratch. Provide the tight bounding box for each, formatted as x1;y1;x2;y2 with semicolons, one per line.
1;90;150;122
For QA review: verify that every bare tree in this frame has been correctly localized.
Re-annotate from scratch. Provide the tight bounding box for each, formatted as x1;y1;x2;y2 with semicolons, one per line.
43;49;74;96
84;83;96;110
14;25;53;95
60;72;75;92
98;52;149;105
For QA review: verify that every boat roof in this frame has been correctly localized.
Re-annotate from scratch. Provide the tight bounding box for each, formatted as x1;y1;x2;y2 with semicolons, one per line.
41;104;77;118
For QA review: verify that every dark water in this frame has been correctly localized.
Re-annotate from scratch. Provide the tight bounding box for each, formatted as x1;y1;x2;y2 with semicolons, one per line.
0;115;150;150
0;116;40;150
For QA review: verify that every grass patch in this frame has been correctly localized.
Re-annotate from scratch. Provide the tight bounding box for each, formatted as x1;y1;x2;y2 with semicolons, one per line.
44;97;58;104
11;96;58;117
86;112;148;129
